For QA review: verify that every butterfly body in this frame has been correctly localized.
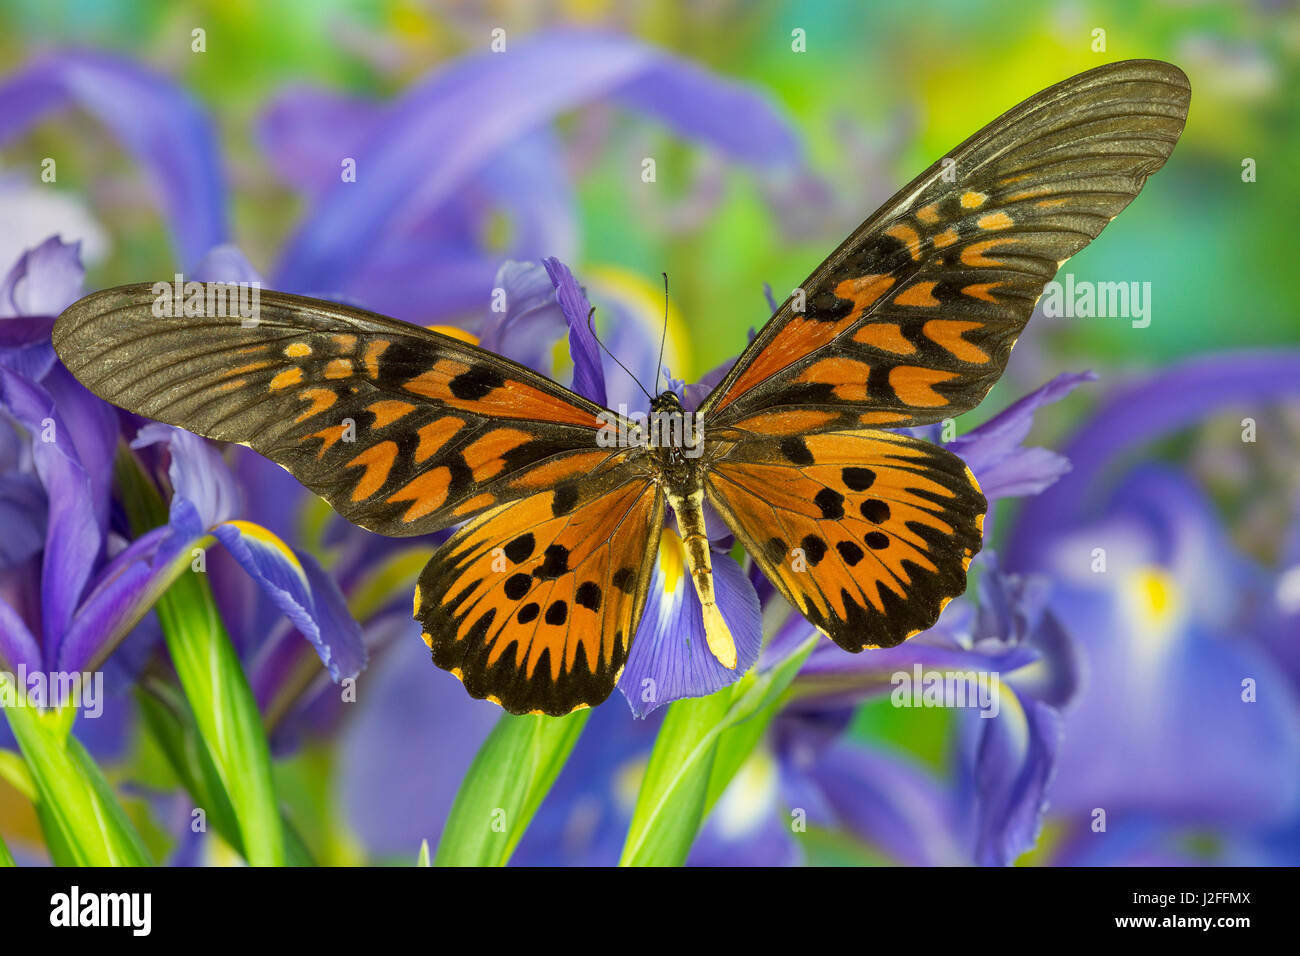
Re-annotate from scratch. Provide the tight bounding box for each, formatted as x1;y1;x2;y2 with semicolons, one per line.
53;60;1190;716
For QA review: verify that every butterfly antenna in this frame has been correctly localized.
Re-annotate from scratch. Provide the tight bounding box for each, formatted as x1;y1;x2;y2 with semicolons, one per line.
656;272;670;393
587;306;653;402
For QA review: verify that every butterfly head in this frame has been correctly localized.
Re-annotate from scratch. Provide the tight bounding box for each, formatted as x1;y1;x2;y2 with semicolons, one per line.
649;389;684;414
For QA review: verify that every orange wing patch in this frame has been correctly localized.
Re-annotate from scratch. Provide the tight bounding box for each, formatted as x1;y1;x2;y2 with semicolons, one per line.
416;474;664;715
706;430;984;652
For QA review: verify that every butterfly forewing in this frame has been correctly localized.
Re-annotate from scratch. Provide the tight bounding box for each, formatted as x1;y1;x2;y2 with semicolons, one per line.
700;59;1188;654
701;59;1190;432
53;285;615;536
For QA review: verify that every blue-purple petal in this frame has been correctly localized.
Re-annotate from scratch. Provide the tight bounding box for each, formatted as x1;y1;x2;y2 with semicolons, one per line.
0;593;41;673
949;371;1095;501
617;538;760;717
273;30;801;298
543;256;606;405
478;260;569;370
1007;352;1300;569
0;235;85;318
211;521;365;681
0;368;104;659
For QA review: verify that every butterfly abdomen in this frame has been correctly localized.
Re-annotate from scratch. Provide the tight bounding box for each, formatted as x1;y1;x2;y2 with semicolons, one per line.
664;482;737;670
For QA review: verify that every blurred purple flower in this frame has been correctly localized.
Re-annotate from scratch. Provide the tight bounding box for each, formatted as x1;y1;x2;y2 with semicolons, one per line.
262;29;805;323
0;51;227;268
1003;354;1300;863
0;240;362;717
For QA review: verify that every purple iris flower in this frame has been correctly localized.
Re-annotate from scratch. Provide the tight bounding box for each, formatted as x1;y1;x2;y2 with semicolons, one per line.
0;239;364;755
1002;354;1300;864
259;29;805;324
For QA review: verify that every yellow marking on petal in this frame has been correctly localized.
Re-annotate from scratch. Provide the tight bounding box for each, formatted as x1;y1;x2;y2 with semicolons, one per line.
224;519;306;577
427;325;479;345
977;211;1014;231
270;368;303;390
657;530;685;594
285;342;312;358
961;190;987;209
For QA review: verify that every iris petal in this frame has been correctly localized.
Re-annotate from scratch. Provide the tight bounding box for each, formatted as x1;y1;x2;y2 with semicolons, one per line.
617;533;761;717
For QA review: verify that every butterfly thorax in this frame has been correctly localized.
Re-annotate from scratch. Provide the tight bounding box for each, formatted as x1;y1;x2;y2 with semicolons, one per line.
640;391;737;669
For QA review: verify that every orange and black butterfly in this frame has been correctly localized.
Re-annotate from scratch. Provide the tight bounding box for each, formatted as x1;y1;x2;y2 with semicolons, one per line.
53;60;1189;716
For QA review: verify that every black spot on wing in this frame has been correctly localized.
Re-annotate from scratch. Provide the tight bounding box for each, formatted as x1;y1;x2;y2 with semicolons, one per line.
535;544;569;580
800;534;827;565
504;533;535;564
814;488;845;519
450;366;504;400
779;436;814;465
842;467;876;491
576;581;602;611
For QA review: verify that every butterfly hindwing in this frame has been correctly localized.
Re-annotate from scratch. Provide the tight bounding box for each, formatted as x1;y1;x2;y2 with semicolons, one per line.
701;59;1190;431
53;284;612;536
705;430;985;651
416;462;664;715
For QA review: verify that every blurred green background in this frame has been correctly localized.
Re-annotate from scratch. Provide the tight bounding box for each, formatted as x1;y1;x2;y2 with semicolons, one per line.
3;0;1296;379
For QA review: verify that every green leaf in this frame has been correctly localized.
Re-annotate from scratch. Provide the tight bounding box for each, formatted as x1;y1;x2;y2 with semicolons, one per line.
435;710;589;866
619;635;818;866
0;748;35;802
116;446;285;866
0;832;13;866
2;676;152;866
135;682;316;865
417;839;431;867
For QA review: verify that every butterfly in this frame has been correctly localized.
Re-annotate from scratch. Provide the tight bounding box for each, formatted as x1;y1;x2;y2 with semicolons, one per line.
52;60;1189;716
